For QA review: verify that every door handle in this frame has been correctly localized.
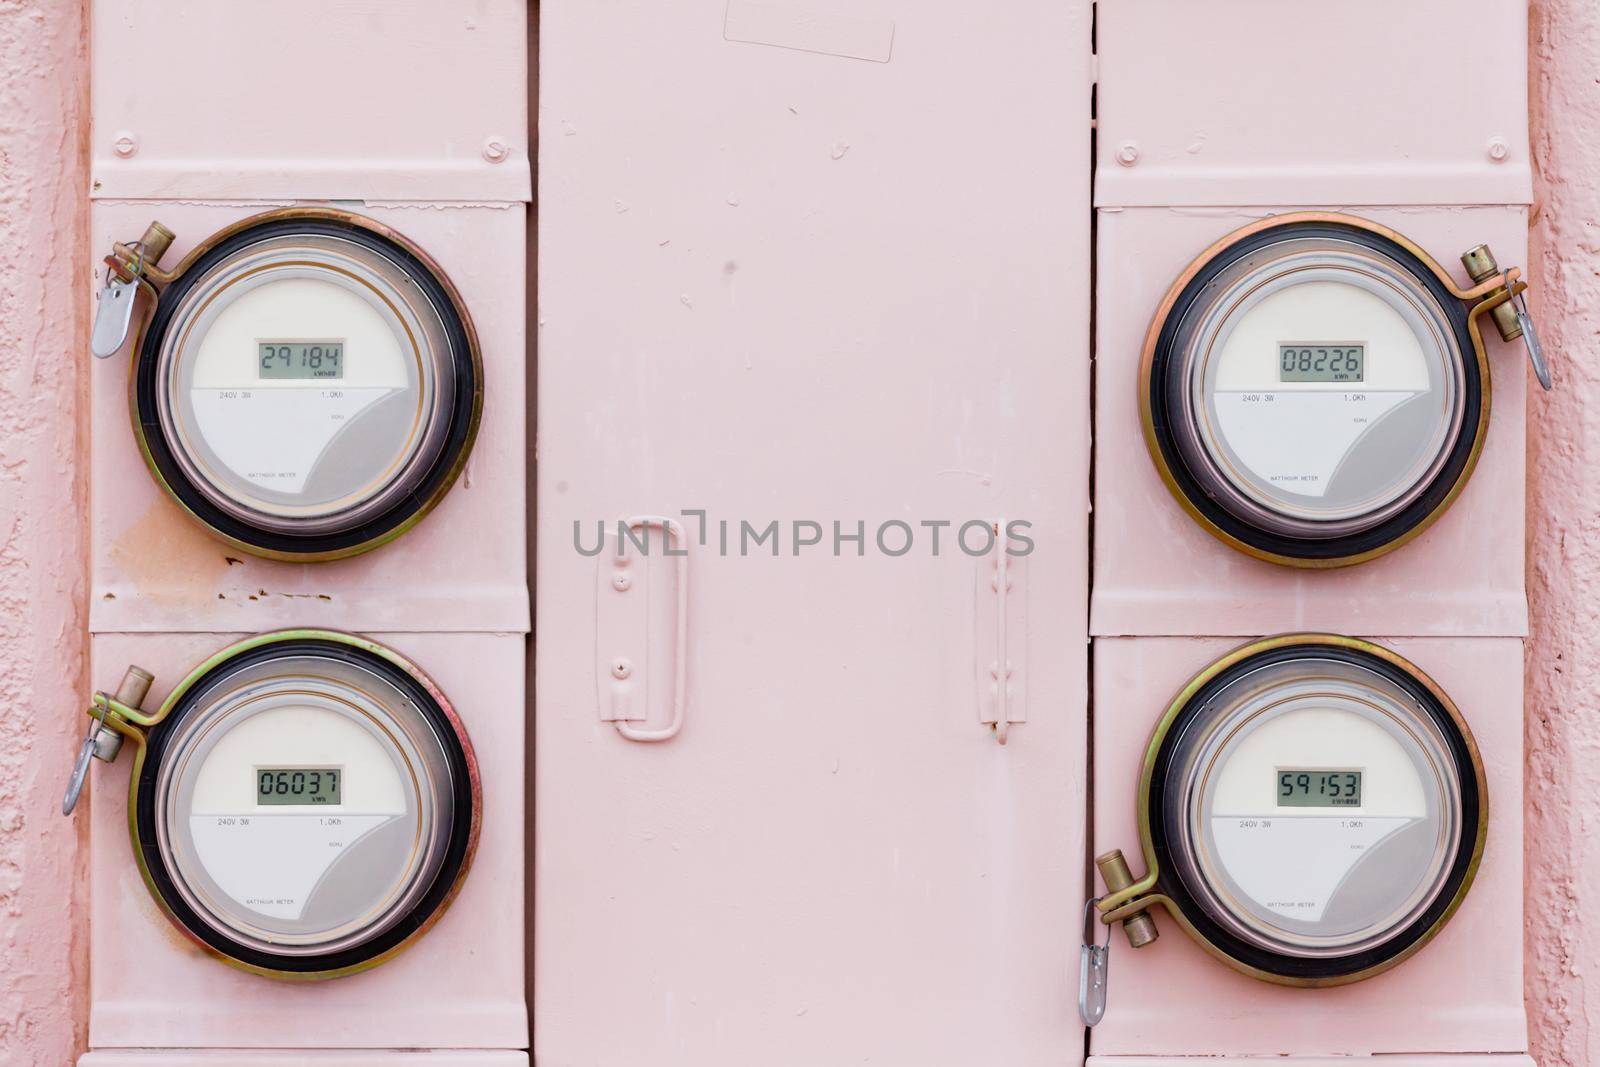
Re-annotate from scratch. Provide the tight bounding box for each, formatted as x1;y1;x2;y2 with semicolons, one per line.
597;515;688;742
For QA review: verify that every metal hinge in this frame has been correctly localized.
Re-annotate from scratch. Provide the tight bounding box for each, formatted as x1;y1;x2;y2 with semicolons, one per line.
975;520;1026;745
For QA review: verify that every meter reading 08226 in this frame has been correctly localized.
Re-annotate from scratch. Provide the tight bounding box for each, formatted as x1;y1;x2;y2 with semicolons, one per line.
1278;343;1364;383
1139;213;1542;566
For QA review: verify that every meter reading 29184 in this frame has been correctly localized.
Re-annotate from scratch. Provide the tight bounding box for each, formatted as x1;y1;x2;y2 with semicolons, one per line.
106;209;484;560
258;340;344;380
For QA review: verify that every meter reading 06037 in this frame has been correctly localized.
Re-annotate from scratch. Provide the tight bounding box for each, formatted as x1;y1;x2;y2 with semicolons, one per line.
61;631;480;980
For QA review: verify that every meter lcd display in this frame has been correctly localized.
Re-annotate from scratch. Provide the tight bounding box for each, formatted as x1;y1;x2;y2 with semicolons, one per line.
258;340;345;380
1278;343;1364;383
256;767;342;806
1276;769;1362;807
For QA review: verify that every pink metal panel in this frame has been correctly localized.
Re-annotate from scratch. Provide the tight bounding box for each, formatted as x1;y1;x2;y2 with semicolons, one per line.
85;632;526;1049
81;1057;527;1067
1090;637;1527;1058
89;2;530;202
1091;207;1529;638
1095;1;1530;207
1089;1058;1535;1067
535;0;1093;1062
87;202;528;635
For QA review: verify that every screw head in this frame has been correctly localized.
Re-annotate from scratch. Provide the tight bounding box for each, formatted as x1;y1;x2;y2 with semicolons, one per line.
482;136;511;163
612;573;632;591
611;659;633;680
1115;142;1140;167
112;131;138;158
1486;137;1510;163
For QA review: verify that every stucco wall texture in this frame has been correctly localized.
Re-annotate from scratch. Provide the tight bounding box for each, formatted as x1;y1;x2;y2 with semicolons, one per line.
0;2;1594;1064
1527;2;1600;1064
0;2;90;1066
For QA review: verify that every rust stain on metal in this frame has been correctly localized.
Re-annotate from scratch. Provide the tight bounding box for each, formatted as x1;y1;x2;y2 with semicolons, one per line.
108;501;230;603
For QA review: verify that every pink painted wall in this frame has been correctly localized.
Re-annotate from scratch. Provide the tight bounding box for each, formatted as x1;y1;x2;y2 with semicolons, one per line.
1527;3;1600;1064
0;1;90;1065
0;1;1594;1064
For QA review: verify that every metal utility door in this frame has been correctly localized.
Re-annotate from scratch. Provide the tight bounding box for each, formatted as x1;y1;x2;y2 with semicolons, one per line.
536;2;1092;1063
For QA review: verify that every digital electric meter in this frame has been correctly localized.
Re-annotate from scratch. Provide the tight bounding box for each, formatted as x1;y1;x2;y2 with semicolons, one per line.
95;210;482;561
1088;635;1484;1005
62;632;479;979
1141;213;1542;567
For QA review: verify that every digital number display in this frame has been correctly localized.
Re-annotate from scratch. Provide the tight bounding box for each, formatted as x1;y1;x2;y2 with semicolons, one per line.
1277;769;1362;807
258;341;344;380
1278;343;1364;383
256;767;342;806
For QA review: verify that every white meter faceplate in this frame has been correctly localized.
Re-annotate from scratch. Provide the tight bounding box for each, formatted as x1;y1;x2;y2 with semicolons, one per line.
79;632;479;979
1097;635;1484;986
125;210;482;560
1142;214;1514;567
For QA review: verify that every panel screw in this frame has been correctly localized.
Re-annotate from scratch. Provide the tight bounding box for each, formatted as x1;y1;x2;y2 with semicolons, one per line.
1486;137;1510;163
612;573;632;591
482;136;511;164
1115;142;1140;167
611;659;633;680
112;131;138;158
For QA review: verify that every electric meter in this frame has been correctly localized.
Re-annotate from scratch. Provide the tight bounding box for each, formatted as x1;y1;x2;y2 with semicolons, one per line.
1085;635;1483;1016
93;209;482;561
1141;212;1545;567
62;631;480;979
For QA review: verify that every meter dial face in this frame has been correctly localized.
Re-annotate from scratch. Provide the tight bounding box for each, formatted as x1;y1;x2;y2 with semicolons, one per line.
1146;219;1483;565
1149;640;1483;983
135;213;481;560
135;637;477;976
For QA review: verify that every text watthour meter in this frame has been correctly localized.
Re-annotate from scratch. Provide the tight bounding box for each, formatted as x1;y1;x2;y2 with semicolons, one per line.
61;631;480;979
93;208;483;561
1142;212;1547;567
1081;635;1485;1023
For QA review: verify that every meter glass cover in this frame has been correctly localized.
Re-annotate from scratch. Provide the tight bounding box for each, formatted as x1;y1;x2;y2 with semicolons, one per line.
1159;649;1469;964
150;645;466;963
142;217;478;554
256;766;342;806
1155;224;1476;553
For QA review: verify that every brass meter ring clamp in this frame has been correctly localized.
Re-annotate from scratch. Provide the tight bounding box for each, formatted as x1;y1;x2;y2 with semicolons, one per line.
74;630;481;981
116;208;484;562
1095;634;1487;988
1140;211;1525;569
